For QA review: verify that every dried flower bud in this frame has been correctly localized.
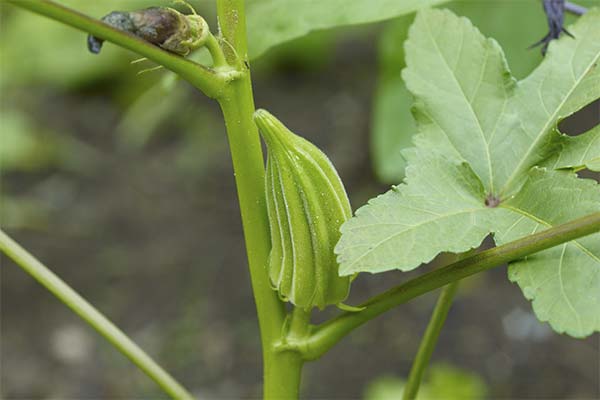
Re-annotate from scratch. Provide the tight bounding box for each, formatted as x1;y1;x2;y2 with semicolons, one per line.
88;7;209;56
254;109;353;310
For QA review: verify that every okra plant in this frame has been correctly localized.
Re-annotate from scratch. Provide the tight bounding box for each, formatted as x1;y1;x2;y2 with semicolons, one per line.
1;0;599;399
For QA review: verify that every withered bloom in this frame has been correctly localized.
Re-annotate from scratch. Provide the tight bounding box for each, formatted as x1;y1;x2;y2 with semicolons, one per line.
88;7;208;56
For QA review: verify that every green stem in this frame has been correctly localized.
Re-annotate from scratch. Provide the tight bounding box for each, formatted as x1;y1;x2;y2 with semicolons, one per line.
402;282;459;400
402;251;472;399
215;1;302;398
302;212;600;360
0;230;194;400
216;0;249;64
288;307;312;340
264;350;304;399
219;81;298;398
5;0;225;98
205;33;228;69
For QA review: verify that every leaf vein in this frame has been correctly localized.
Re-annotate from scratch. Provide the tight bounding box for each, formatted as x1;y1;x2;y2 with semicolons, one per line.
423;14;494;192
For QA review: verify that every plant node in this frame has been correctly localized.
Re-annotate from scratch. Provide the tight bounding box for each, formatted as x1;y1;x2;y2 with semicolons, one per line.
485;194;500;208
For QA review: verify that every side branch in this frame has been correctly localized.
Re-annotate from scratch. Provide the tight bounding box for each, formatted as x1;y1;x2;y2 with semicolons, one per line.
6;0;225;98
402;281;459;400
0;230;194;400
302;212;600;360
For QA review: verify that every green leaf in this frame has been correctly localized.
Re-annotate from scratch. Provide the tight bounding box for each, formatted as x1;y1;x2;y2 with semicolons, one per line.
337;9;600;336
341;9;600;275
369;1;598;185
246;0;450;59
496;10;600;195
497;169;600;337
336;149;497;275
546;126;600;172
403;8;600;196
402;8;516;194
370;1;541;184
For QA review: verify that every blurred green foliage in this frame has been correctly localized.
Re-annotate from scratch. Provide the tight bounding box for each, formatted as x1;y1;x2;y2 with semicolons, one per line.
0;0;341;235
246;0;451;59
364;363;487;400
2;1;140;89
0;0;342;166
371;14;414;185
1;108;62;171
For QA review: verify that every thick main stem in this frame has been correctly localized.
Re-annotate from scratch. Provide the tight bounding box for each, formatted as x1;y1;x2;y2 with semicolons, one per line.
402;282;459;400
215;1;304;398
219;79;303;399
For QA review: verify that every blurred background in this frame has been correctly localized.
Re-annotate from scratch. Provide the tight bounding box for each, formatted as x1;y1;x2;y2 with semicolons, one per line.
1;0;598;399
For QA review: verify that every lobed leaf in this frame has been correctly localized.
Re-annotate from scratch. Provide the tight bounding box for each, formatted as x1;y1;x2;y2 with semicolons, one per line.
369;0;564;184
495;9;600;195
403;8;600;197
337;8;600;336
371;1;599;185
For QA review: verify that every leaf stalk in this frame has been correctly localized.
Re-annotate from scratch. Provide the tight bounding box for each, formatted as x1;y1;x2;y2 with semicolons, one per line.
301;212;600;360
